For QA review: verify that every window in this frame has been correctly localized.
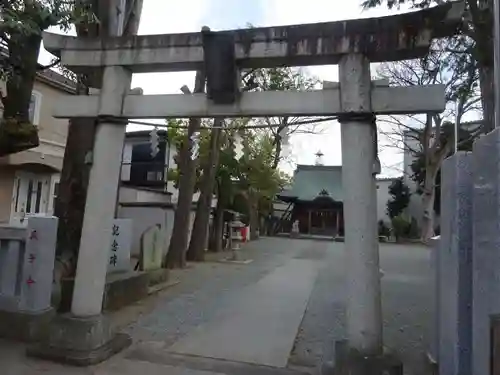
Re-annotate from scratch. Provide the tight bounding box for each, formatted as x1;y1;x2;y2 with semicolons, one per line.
26;180;33;213
14;178;20;212
28;91;42;126
52;182;59;212
34;181;43;213
147;171;163;181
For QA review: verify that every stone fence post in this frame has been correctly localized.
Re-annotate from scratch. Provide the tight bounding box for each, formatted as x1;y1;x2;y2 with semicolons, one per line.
0;216;58;341
438;152;473;375
472;129;500;375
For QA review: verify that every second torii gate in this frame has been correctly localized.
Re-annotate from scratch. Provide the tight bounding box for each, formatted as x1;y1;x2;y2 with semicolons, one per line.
39;1;462;370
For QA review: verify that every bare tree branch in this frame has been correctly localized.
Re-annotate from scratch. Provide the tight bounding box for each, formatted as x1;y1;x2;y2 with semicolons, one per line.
37;57;61;70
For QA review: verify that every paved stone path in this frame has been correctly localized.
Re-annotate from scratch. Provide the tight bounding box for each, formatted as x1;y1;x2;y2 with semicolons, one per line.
1;238;432;375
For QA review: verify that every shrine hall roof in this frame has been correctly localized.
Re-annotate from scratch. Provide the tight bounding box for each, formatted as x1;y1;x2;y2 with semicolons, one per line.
277;165;343;203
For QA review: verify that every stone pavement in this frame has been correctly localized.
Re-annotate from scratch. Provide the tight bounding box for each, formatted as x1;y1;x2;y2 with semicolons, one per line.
2;238;432;375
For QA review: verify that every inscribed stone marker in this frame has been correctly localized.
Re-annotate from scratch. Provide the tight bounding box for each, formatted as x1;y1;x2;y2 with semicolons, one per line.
18;216;58;312
107;219;132;273
140;225;163;271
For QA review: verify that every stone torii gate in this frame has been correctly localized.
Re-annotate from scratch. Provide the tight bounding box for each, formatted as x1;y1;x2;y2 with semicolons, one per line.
37;2;462;370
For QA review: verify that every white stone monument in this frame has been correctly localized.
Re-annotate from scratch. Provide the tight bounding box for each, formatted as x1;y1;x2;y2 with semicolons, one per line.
140;225;164;271
291;220;300;238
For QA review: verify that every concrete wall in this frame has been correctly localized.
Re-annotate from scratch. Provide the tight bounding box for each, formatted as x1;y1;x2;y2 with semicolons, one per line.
118;202;196;258
32;80;70;146
118;203;174;258
119;186;171;204
402;132;425;226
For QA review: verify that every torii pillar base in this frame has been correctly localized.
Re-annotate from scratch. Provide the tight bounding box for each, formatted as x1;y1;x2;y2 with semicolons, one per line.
321;341;403;375
27;314;131;366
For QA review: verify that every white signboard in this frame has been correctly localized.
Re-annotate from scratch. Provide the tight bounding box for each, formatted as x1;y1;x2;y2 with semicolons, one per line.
107;219;132;273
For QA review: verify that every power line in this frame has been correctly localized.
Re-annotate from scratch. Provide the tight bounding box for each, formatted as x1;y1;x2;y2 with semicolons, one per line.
126;116;338;130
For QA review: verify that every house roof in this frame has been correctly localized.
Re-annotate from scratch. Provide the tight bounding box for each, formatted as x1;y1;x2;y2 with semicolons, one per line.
1;46;77;94
277;164;398;203
36;68;76;94
277;165;343;203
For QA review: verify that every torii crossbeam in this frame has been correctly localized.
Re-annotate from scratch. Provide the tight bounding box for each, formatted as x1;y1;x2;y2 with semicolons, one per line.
44;2;462;72
43;2;462;119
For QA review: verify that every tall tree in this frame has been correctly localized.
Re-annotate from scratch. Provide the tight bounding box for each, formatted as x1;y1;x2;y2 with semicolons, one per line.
186;119;223;261
54;0;144;288
186;75;260;260
167;122;286;253
235;131;289;238
386;177;411;219
409;121;477;215
362;0;495;133
243;67;322;169
165;71;206;269
0;0;81;156
210;130;240;252
377;40;481;240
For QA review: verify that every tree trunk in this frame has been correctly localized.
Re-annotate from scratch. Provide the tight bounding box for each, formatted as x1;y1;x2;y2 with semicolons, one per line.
3;34;40;121
211;189;225;253
0;32;41;156
479;64;495;133
421;163;439;242
186;121;222;261
271;119;288;170
272;138;282;170
166;70;206;268
247;194;259;240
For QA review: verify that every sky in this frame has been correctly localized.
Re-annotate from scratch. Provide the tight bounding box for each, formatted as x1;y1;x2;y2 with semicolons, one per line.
40;0;410;176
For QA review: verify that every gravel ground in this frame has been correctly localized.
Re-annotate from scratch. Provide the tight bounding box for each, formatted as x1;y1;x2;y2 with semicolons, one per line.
289;241;432;375
124;237;311;346
126;238;432;374
0;238;432;375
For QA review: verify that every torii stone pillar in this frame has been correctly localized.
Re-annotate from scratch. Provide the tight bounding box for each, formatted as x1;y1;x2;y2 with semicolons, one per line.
70;69;131;317
28;0;135;366
339;54;383;355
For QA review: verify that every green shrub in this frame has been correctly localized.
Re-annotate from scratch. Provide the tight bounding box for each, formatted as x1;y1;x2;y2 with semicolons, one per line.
391;215;410;242
408;217;420;239
378;220;391;237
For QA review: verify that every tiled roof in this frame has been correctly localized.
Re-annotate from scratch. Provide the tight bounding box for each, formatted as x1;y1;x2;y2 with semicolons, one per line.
36;67;76;93
278;165;343;202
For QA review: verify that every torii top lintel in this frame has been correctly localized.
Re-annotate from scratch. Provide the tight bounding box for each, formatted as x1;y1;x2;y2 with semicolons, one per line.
43;2;463;73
